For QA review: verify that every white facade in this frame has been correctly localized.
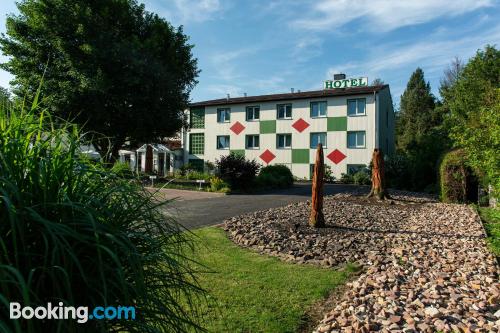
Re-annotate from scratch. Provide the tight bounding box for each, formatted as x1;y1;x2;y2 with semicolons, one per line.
185;85;394;180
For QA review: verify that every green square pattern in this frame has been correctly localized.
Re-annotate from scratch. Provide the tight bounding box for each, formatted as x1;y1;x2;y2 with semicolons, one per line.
327;116;347;131
189;133;204;154
292;149;309;164
231;149;245;157
190;107;205;129
188;159;204;171
260;120;276;134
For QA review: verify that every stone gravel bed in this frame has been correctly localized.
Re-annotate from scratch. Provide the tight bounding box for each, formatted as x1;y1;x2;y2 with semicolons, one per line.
223;191;500;332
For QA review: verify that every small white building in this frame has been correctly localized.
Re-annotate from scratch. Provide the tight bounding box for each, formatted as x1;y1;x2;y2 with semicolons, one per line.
183;76;395;179
119;142;183;176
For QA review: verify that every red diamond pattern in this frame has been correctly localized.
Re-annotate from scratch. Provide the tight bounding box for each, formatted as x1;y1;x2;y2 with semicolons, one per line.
292;118;310;133
327;149;346;164
230;121;245;135
259;149;276;164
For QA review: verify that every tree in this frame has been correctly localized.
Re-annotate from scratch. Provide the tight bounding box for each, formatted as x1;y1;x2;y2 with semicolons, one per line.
309;144;325;228
395;68;449;191
397;68;437;151
0;0;198;161
371;78;385;85
439;57;464;93
441;45;500;196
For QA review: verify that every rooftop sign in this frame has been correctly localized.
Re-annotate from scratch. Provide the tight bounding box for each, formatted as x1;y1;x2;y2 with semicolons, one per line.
324;77;368;89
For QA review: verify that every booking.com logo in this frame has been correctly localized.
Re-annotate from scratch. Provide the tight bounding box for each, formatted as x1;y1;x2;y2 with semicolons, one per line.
10;302;135;323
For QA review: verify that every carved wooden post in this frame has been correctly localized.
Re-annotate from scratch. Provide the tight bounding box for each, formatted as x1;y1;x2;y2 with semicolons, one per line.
367;148;389;200
310;144;325;227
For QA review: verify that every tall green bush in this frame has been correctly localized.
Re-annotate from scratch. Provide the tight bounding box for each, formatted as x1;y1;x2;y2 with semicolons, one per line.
439;149;477;203
0;106;205;332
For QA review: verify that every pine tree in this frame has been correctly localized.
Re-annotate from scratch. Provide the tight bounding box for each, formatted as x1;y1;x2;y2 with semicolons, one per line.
397;68;437;151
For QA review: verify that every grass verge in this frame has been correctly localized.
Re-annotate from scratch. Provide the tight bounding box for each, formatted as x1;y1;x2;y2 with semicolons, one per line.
478;206;500;256
189;227;355;333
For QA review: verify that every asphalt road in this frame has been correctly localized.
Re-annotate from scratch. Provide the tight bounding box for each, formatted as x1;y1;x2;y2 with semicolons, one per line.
162;183;363;229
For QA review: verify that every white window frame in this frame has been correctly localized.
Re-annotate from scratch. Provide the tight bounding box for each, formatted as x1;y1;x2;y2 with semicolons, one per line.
216;135;230;149
246;135;260;149
217;108;231;123
347;98;366;116
277;134;292;149
277;103;292;119
347;131;366;149
246;106;260;121
310;101;327;118
310;132;327;149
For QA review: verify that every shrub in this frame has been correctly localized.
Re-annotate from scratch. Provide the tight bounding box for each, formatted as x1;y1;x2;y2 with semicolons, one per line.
353;170;371;185
340;173;354;184
209;176;230;193
111;161;135;179
256;165;294;188
216;152;260;190
185;170;211;181
440;149;478;203
324;165;336;183
0;106;205;332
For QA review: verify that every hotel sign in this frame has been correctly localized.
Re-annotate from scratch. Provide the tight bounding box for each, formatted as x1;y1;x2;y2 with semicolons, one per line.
324;77;368;89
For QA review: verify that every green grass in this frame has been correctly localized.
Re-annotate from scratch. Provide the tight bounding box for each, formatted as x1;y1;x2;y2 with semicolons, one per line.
478;207;500;256
189;227;355;333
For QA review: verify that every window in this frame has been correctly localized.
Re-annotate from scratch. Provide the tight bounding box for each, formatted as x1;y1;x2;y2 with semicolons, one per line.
189;133;205;154
277;104;292;119
347;131;366;148
246;135;259;149
310;132;327;149
347;98;366;116
347;164;366;174
310;101;327;118
190;108;205;128
216;135;230;149
246;106;260;121
217;108;231;122
277;134;292;149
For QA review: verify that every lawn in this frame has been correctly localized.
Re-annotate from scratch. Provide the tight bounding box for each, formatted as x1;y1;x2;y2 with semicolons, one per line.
478;206;500;256
188;227;356;333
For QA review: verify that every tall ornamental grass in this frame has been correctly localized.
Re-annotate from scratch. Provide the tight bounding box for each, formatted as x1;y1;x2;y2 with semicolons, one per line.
0;102;205;332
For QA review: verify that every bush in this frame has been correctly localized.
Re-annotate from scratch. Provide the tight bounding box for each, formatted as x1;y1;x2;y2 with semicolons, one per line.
185;170;211;181
324;165;336;183
216;153;260;190
385;153;413;190
209;176;230;193
440;149;478;203
353;170;371;185
256;165;294;188
0;107;205;332
111;161;135;179
340;173;354;184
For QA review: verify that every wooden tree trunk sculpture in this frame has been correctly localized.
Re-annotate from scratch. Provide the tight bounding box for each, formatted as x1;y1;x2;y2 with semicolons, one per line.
309;144;325;227
367;148;390;200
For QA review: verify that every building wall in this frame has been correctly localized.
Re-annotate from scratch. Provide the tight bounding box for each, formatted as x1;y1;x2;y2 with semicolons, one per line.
186;88;394;179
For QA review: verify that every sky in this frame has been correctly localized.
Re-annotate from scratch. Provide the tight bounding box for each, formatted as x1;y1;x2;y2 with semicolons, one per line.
0;0;499;106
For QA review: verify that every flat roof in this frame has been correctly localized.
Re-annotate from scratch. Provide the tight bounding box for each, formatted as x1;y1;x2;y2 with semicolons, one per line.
190;84;389;108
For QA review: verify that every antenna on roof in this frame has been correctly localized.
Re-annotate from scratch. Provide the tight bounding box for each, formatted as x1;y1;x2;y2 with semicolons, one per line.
291;88;294;93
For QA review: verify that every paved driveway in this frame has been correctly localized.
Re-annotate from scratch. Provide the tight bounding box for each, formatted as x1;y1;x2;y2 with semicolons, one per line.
159;183;364;229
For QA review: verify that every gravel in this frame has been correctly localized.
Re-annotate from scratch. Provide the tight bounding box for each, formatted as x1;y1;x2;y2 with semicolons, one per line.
223;190;500;332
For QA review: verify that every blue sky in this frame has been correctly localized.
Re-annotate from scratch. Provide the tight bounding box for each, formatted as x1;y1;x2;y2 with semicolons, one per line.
1;0;499;105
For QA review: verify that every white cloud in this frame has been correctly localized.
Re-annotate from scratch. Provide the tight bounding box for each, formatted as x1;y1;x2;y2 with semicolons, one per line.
144;0;222;24
294;0;494;32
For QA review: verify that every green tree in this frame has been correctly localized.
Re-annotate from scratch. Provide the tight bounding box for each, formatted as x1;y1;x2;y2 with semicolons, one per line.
442;45;500;195
395;68;449;191
0;0;198;161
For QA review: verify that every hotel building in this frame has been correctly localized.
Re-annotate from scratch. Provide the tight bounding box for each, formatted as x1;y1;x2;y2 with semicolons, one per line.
184;78;394;180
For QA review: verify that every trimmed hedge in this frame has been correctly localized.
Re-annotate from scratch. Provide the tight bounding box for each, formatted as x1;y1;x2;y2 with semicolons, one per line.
256;165;294;188
439;149;478;203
